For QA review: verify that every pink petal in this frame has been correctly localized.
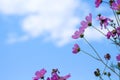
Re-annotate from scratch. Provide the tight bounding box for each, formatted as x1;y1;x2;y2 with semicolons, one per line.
117;0;120;4
116;54;120;61
63;74;71;79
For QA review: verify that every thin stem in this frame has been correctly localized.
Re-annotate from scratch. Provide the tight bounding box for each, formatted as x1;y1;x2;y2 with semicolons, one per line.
81;50;100;61
101;60;108;76
92;26;106;36
83;37;120;77
116;44;120;52
83;37;102;60
99;61;109;80
108;77;112;80
99;76;103;80
112;10;120;26
116;12;120;23
119;70;120;80
101;60;120;77
92;25;116;45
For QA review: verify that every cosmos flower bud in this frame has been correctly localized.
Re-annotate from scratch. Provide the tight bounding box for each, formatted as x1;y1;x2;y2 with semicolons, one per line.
104;53;111;60
72;44;80;54
107;72;111;77
117;62;120;67
94;68;100;77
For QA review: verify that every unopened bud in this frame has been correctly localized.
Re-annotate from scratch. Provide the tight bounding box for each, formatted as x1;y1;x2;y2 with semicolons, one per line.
104;53;111;60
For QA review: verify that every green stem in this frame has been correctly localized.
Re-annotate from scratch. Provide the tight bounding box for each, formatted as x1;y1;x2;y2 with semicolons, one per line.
83;37;102;61
92;26;106;36
92;25;117;45
99;76;103;80
109;77;112;80
81;50;100;61
113;10;120;26
119;70;120;80
116;12;120;23
101;60;108;76
83;37;120;77
101;60;120;77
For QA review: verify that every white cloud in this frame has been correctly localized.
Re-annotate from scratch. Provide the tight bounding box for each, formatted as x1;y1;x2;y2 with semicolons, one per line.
0;0;106;46
84;27;108;41
6;33;29;44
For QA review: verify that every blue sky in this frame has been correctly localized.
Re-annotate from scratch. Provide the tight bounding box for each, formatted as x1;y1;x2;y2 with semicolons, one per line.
0;0;119;80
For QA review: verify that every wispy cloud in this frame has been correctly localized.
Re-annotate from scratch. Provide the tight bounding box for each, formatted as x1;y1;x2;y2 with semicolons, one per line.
0;0;107;46
6;33;29;44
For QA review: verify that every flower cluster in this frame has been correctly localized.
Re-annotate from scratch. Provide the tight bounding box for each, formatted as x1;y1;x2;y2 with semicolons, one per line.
33;0;120;80
72;0;120;53
72;13;92;39
72;0;120;80
32;68;71;80
106;26;120;39
97;14;113;29
111;0;120;10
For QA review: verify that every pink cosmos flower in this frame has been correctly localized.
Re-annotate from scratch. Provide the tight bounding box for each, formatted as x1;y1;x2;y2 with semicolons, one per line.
85;13;92;26
47;77;51;80
116;54;120;61
62;74;71;79
117;26;120;36
80;13;92;27
49;72;70;80
80;21;88;29
106;29;117;39
106;31;112;39
33;77;39;80
72;44;80;54
72;28;84;39
95;0;102;8
51;73;59;80
111;0;120;10
58;74;71;80
72;13;92;39
33;68;47;80
50;69;60;80
97;15;112;29
58;77;65;80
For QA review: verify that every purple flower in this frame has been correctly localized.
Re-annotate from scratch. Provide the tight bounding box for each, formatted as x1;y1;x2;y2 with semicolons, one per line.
97;15;112;29
80;21;88;29
58;74;71;80
106;31;112;39
72;44;80;54
32;77;38;80
85;13;92;26
81;13;92;27
111;30;117;37
95;0;102;8
117;26;120;36
62;74;71;79
106;29;117;39
47;77;51;80
116;54;120;61
33;68;47;80
51;73;59;80
72;13;92;39
111;0;120;10
72;28;84;39
50;69;60;80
